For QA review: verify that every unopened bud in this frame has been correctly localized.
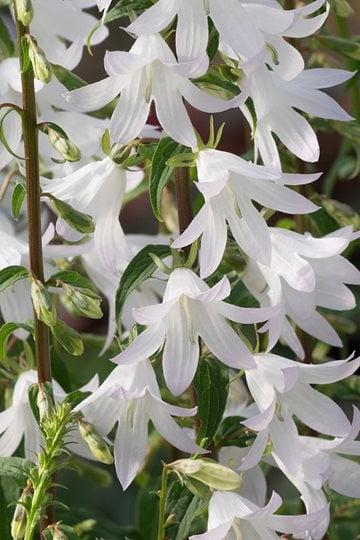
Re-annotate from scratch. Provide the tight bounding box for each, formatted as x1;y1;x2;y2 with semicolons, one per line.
27;37;52;83
36;383;54;420
170;459;242;491
11;483;32;540
77;418;113;465
63;284;102;319
47;127;81;162
15;0;33;26
45;523;69;540
31;278;57;327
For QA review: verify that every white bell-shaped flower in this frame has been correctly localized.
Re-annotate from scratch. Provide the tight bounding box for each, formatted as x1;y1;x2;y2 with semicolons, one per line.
173;147;319;275
112;267;278;395
76;360;205;489
64;34;242;148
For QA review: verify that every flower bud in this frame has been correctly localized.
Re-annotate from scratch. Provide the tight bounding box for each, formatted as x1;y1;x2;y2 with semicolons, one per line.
15;0;33;26
44;524;69;540
62;284;102;319
31;278;57;327
27;37;52;83
170;459;242;491
11;483;32;540
77;418;113;465
47;126;81;162
36;383;54;421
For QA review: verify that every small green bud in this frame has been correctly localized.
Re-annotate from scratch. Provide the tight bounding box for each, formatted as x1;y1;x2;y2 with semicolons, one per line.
77;418;113;465
31;278;57;327
63;284;102;319
44;523;69;540
47;126;81;162
27;37;52;83
170;459;242;491
11;483;32;540
36;383;54;421
15;0;33;26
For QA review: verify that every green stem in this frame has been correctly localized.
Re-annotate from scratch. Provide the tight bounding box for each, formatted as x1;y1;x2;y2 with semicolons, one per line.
157;465;169;540
14;8;53;533
15;15;52;385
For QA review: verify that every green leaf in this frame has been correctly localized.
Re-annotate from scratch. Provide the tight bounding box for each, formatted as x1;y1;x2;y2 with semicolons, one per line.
0;457;33;484
52;64;87;91
47;270;100;297
310;194;360;233
0;480;10;540
44;193;95;235
193;358;229;446
329;0;354;17
115;244;171;322
149;137;188;221
316;35;360;60
11;183;26;220
165;482;206;540
0;265;30;293
194;66;241;100
207;21;219;62
0;16;14;58
51;320;84;356
0;322;32;366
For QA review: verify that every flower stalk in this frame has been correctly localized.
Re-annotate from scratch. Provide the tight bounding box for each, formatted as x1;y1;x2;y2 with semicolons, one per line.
157;464;169;540
22;403;74;540
14;8;52;385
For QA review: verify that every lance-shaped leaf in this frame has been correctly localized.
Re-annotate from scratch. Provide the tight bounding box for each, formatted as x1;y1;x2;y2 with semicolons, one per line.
0;457;33;485
0;265;30;293
47;270;100;297
43;193;95;235
11;182;26;220
51;319;84;356
194;358;229;446
115;244;171;323
149;137;188;221
0;322;33;365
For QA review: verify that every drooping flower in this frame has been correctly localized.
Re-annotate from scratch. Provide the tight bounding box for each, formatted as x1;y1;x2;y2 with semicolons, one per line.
76;360;205;489
64;34;242;148
172;147;319;276
29;0;108;66
242;66;354;168
127;0;297;72
0;369;98;460
112;267;278;395
243;226;360;357
42;157;143;274
190;490;328;540
269;407;360;539
242;352;360;476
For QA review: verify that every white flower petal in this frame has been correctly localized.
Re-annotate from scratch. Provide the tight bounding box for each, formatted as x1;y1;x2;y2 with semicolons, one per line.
114;400;149;489
329;455;360;498
163;301;200;395
288;383;350;436
197;309;255;369
111;324;165;365
110;70;151;144
148;395;205;454
126;0;177;35
64;76;124;112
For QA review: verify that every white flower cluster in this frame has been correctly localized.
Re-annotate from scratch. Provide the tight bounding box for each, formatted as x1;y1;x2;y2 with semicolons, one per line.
0;0;359;538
